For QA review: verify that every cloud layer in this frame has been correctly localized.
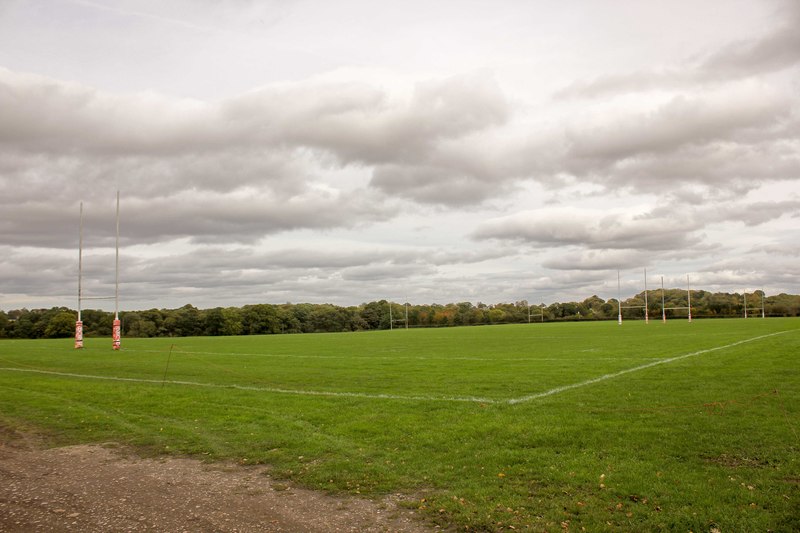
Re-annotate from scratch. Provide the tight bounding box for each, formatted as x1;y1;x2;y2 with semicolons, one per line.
0;0;798;309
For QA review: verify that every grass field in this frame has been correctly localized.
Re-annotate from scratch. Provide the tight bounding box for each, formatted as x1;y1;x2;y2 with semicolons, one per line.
1;318;799;531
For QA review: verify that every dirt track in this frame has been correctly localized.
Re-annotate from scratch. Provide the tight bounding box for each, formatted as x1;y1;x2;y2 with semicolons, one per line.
0;427;439;532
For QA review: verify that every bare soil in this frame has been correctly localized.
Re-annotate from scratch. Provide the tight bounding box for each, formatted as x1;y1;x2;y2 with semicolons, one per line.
0;427;440;532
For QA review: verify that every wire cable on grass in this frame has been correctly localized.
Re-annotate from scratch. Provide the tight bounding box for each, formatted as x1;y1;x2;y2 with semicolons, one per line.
161;343;175;388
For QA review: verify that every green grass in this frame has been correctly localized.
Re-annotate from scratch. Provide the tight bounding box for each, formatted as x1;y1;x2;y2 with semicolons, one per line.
1;318;799;531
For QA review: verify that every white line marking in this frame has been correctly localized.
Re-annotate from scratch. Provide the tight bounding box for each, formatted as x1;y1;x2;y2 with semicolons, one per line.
1;330;791;405
506;330;791;404
0;367;497;404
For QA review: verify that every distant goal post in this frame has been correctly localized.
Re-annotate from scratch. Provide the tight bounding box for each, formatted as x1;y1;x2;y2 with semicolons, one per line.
743;290;766;319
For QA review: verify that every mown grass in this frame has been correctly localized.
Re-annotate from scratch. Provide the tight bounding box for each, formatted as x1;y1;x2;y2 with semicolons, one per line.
1;318;799;531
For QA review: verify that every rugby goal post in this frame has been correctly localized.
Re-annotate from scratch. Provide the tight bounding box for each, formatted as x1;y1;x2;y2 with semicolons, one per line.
661;274;693;322
75;192;121;350
525;300;545;323
387;300;409;330
743;290;766;318
617;269;649;324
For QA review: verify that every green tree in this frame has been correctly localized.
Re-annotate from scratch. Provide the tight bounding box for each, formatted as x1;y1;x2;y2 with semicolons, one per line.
12;312;40;338
241;304;281;334
487;308;505;324
204;307;226;336
175;304;202;336
0;311;9;338
82;309;112;336
359;301;386;330
44;311;76;338
125;311;157;337
221;307;243;336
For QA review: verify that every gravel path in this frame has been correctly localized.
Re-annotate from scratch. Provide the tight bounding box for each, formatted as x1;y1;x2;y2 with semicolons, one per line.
0;427;438;532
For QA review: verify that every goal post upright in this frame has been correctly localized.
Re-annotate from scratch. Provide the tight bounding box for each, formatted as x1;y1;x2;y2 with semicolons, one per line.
644;267;649;324
617;270;622;325
115;190;119;321
744;291;748;319
617;269;651;324
661;276;666;323
112;191;121;350
387;299;408;330
75;202;84;349
687;274;692;323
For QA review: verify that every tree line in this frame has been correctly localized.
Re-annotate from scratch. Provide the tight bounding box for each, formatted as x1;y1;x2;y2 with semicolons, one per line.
1;290;799;339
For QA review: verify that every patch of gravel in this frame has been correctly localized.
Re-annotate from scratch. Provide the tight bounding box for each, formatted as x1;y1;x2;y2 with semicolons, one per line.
0;427;440;532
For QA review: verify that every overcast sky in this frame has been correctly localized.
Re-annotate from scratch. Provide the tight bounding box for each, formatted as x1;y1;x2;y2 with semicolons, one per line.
1;0;798;311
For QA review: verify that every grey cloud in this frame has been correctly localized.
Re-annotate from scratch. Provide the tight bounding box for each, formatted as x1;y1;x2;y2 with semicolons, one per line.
695;256;800;291
122;191;387;244
566;91;787;161
223;72;510;166
701;20;800;80
577;135;800;197
0;149;313;211
472;198;799;277
751;231;800;256
369;164;510;206
125;244;508;282
648;198;800;228
3;3;800;311
0;248;76;303
237;73;513;206
718;200;800;226
541;249;648;271
0;67;515;252
557;90;799;197
529;270;615;300
0;66;509;162
0;240;492;309
0;187;393;248
0;68;220;155
555;2;800;100
424;247;518;266
554;69;690;101
12;237;525;309
340;263;436;282
472;209;700;252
